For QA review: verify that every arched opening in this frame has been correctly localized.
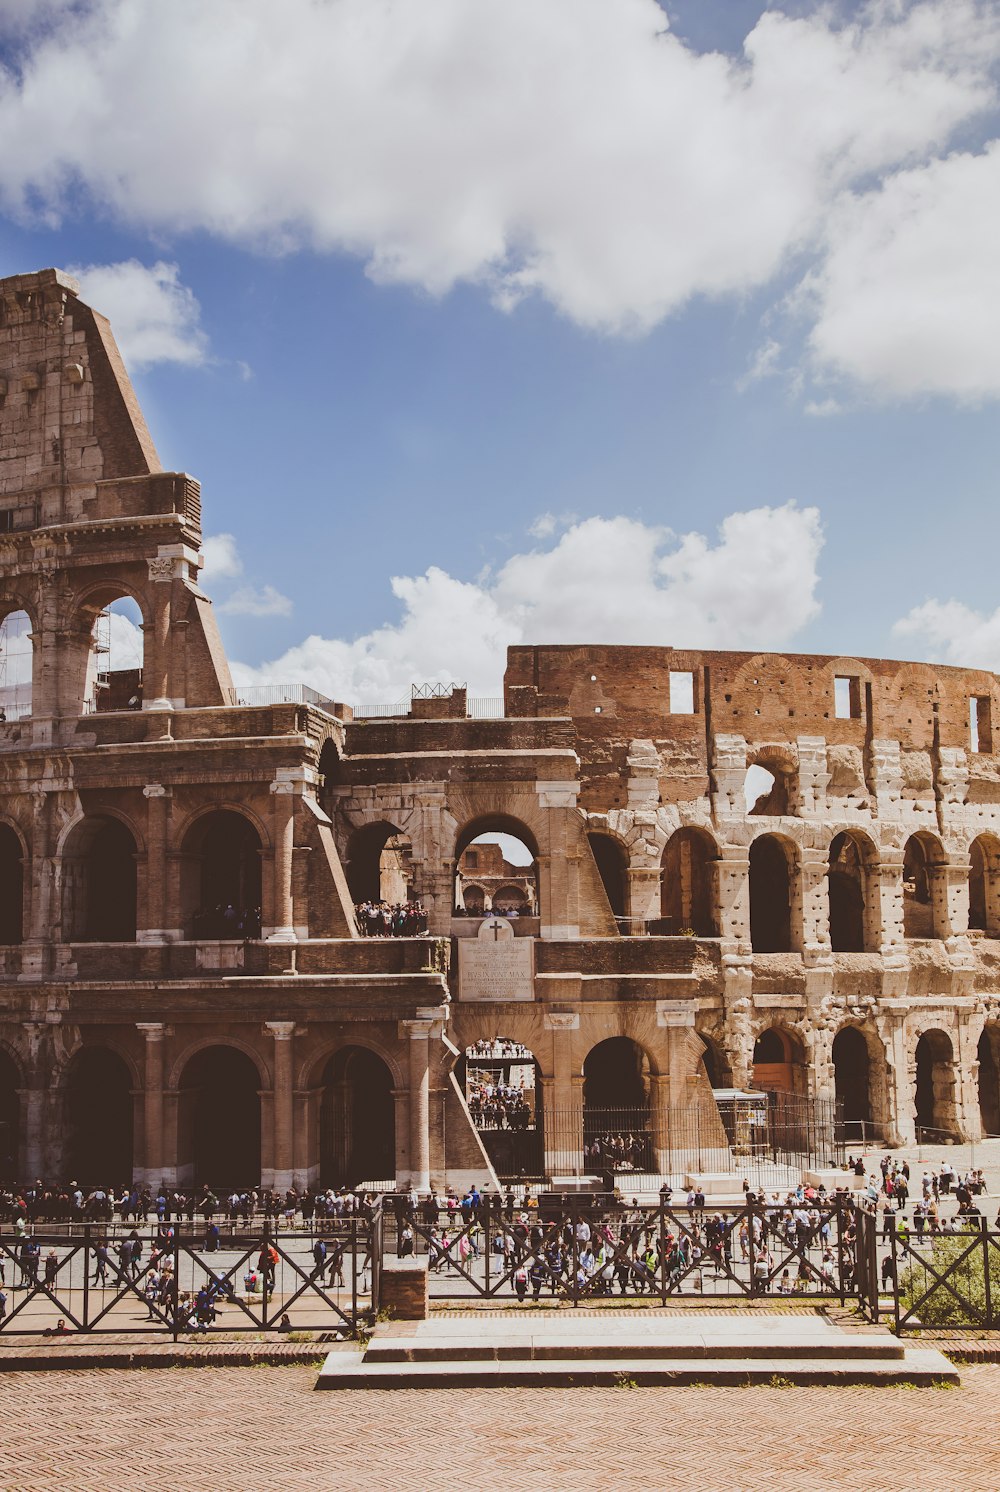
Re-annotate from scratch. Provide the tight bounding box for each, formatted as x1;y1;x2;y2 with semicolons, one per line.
833;1027;872;1139
587;832;628;926
0;1049;19;1182
749;835;794;953
183;810;262;939
62;816;137;941
914;1029;959;1141
455;820;538;921
458;1037;542;1178
319;1047;395;1188
346;822;414;903
583;1037;652;1172
178;1046;261;1187
65;1048;133;1183
753;1026;809;1148
84;594;145;713
0;608;33;721
660;827;718;936
698;1034;731;1090
903;834;943;939
829;832;874;952
978;1027;1000;1138
969;836;1000;936
745;760;793;816
460;883;486;916
0;823;24;944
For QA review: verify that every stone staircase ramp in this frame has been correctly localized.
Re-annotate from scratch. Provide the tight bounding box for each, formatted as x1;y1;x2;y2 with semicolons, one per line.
316;1313;958;1389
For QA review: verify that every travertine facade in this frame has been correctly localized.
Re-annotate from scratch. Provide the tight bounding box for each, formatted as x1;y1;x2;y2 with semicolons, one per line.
0;269;998;1193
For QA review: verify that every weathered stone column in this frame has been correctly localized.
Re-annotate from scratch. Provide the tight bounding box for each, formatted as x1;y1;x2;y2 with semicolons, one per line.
544;1010;581;1176
942;860;971;944
138;785;172;943
20;1021;46;1177
800;851;832;961
136;1022;166;1182
717;852;750;946
879;1005;912;1146
401;1015;440;1193
265;1021;296;1191
144;556;174;711
267;780;296;943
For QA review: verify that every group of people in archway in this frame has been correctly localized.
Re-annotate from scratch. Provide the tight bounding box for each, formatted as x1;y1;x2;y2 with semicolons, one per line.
353;900;427;936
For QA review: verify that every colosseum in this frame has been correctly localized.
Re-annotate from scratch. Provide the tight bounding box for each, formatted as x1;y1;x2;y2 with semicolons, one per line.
0;266;998;1196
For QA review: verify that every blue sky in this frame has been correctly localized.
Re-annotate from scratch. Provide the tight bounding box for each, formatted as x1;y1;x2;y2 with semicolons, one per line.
1;0;999;705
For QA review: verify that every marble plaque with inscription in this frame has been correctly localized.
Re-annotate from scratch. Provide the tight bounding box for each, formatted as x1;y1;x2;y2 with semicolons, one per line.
458;916;535;1002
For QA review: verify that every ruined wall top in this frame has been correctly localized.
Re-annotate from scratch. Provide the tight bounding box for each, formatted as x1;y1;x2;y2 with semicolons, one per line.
0;267;205;534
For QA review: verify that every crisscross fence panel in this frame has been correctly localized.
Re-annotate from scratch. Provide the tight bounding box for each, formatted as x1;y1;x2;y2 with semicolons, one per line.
889;1217;1000;1334
383;1195;854;1307
0;1218;375;1338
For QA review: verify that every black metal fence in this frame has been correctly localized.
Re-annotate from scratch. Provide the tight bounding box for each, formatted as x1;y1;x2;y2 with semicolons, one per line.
385;1194;855;1306
0;1218;375;1338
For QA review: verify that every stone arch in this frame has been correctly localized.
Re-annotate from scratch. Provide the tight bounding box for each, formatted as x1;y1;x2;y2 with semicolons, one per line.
180;807;264;939
661;826;719;936
167;1032;271;1094
582;1035;654;1172
319;1045;396;1188
587;830;629;925
829;829;880;952
914;1028;959;1141
0;603;35;721
176;1044;263;1187
752;1024;808;1098
977;1023;1000;1137
697;1031;732;1090
0;818;26;944
300;1036;403;1096
460;882;488;914
749;832;798;953
345;819;414;905
493;882;530;913
968;834;1000;936
903;832;946;939
454;814;540;922
60;812;139;941
317;737;343;819
63;1045;135;1183
745;744;797;817
75;582;148;716
832;1025;874;1138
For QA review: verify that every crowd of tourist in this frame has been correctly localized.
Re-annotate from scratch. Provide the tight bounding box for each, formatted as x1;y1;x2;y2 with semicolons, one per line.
0;1181;382;1230
354;900;428;936
583;1132;653;1172
190;904;262;940
467;1076;533;1131
467;1038;533;1061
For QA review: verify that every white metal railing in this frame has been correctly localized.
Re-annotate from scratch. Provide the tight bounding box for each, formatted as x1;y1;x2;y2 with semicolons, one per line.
352;695;505;720
226;684;338;710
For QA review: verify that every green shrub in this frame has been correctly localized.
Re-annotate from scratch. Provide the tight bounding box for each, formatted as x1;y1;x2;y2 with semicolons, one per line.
898;1231;1000;1327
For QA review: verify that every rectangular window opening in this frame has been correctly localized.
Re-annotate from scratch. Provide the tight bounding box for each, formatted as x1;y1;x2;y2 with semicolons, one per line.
971;696;993;754
834;675;862;720
669;670;695;715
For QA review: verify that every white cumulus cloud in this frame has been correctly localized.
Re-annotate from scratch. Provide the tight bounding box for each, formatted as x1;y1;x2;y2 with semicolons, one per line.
230;503;822;705
805;141;1000;401
218;584;293;618
0;0;996;378
201;533;243;580
69;259;208;369
893;598;1000;668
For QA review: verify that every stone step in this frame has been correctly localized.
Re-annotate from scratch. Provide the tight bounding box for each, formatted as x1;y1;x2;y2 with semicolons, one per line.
316;1348;958;1389
365;1328;904;1364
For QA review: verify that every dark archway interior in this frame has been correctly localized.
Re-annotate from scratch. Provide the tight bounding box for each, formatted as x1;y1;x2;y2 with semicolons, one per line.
970;840;988;932
903;837;935;938
833;1026;872;1126
317;739;341;819
583;1037;649;1112
829;833;865;952
0;1048;18;1181
699;1037;730;1089
978;1028;1000;1137
187;811;262;937
320;1046;395;1186
0;823;23;944
915;1029;955;1139
588;833;627;922
76;818;137;941
180;1046;261;1187
749;836;792;953
65;1047;133;1183
346;822;408;904
661;829;717;936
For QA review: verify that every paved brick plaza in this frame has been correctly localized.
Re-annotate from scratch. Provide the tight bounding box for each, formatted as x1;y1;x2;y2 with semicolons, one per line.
3;1363;1000;1490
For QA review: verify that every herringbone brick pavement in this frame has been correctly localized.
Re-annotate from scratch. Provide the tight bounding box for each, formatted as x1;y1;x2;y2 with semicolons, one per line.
3;1364;1000;1491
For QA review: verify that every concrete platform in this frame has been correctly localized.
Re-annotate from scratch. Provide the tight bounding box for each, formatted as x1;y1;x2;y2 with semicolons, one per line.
316;1314;958;1389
